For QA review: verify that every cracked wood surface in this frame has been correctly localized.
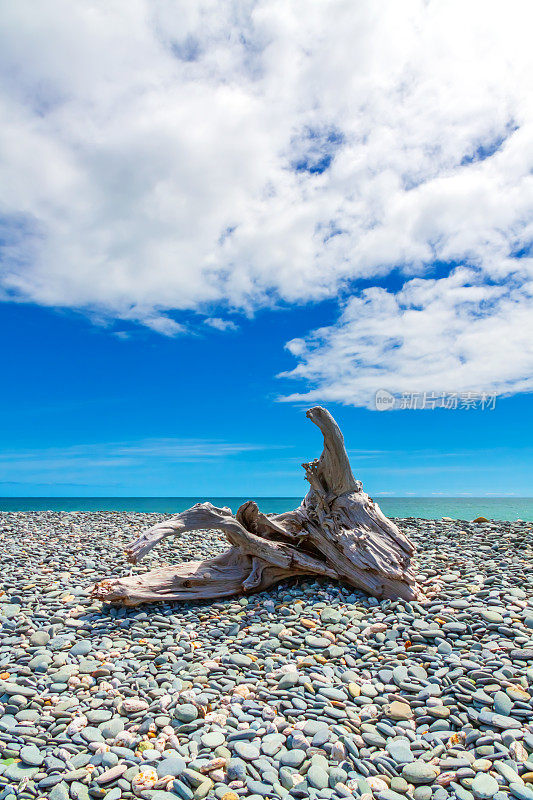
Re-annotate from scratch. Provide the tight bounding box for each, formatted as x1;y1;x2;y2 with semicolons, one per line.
92;407;421;605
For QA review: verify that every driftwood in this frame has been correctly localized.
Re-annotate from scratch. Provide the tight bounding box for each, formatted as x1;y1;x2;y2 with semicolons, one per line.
92;407;421;605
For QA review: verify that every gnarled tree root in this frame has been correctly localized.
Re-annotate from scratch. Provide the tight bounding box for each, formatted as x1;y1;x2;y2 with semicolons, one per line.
92;407;423;605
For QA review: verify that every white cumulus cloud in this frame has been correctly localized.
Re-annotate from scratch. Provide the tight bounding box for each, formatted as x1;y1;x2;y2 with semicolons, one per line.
281;268;533;407
0;0;532;404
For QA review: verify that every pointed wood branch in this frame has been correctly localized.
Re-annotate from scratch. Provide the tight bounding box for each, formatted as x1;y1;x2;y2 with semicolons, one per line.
92;407;422;605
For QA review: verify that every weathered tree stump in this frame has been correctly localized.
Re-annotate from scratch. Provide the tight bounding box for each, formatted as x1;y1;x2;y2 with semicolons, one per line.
92;407;422;605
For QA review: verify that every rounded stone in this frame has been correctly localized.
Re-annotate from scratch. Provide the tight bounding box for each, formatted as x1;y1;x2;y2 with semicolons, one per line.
402;761;439;785
305;635;331;648
280;749;306;767
70;640;93;656
387;701;413;721
228;654;252;667
29;630;50;646
174;704;198;723
49;782;70;800
471;773;500;799
155;756;187;778
99;717;125;739
509;786;533;800
388;739;414;764
413;789;433;800
307;765;329;790
233;741;260;761
278;672;299;689
20;744;44;766
201;731;225;748
226;758;247;781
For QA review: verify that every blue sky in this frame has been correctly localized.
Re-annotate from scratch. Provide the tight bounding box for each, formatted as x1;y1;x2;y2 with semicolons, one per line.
0;1;532;496
0;301;531;497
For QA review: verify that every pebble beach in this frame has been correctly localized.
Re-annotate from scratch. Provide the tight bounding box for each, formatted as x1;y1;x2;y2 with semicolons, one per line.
1;512;532;800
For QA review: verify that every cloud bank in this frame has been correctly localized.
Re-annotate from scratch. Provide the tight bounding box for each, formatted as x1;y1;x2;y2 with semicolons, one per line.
1;0;532;405
282;268;533;406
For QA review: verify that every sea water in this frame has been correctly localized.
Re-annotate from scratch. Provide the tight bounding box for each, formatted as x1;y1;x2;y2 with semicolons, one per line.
0;496;532;520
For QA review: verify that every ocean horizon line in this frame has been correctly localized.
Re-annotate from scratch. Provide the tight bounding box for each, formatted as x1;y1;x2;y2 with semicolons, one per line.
1;495;532;521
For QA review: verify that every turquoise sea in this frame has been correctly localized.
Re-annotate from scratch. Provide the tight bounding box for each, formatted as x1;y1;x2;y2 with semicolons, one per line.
0;497;531;521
